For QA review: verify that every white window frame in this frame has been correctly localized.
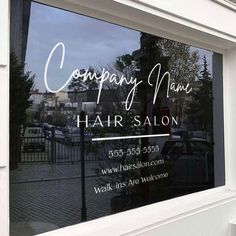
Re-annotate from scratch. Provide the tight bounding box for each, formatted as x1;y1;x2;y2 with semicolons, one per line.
2;0;236;235
213;0;236;11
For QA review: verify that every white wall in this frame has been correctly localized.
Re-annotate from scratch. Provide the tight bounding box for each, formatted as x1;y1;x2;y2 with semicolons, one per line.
0;0;9;235
2;0;236;236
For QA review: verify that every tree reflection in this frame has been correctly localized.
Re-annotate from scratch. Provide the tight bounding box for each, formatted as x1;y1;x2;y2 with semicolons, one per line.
10;52;34;169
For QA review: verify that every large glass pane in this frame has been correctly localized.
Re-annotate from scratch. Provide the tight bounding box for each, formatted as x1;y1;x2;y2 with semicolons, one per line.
10;1;225;235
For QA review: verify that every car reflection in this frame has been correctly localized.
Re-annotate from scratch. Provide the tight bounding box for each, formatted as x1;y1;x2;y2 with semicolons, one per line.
160;138;214;191
22;126;45;152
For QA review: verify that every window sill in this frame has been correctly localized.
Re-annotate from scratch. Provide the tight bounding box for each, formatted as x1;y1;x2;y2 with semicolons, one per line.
37;186;236;236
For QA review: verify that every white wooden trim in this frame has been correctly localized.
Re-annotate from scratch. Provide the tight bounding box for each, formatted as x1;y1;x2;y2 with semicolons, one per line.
0;0;8;66
37;187;236;236
116;0;236;40
212;0;236;11
0;0;9;236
